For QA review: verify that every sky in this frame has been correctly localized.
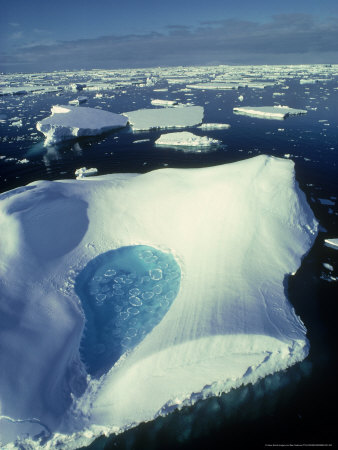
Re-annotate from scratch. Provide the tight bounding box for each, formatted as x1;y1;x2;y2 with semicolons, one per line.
0;0;337;73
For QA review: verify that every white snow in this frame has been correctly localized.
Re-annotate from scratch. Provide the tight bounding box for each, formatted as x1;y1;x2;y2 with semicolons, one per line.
36;105;128;144
155;131;220;148
123;106;204;131
233;105;307;119
75;167;98;179
0;155;317;448
198;123;231;130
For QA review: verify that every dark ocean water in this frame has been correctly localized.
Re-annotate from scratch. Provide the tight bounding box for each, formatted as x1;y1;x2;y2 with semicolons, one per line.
0;67;337;449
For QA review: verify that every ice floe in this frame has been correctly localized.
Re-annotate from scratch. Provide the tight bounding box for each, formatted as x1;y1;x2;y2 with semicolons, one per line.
324;238;338;250
155;131;220;148
123;106;203;131
150;99;178;106
0;155;317;448
198;123;231;130
75;167;98;179
36;105;128;144
233;105;307;120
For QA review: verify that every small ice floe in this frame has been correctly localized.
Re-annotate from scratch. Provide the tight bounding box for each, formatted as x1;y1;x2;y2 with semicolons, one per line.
155;131;220;149
150;99;178;107
123;105;203;131
70;83;86;91
238;95;244;102
323;263;334;271
198;123;231;130
186;82;238;90
17;158;29;164
318;198;335;206
324;238;338;250
69;96;88;105
233;105;307;120
75;167;98;179
9;119;23;127
36;105;128;144
133;139;151;144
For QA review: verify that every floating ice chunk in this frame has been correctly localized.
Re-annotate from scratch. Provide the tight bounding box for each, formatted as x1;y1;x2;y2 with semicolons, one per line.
186;83;237;90
198;123;231;130
238;95;244;102
36;105;128;144
69;96;88;105
17;158;29;164
323;263;334;271
233;105;307;120
123;106;203;131
324;238;338;250
155;131;220;149
75;167;98;179
318;198;335;206
151;99;178;106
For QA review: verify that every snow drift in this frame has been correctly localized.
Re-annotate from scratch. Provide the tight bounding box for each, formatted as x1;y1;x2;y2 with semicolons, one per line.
0;155;318;448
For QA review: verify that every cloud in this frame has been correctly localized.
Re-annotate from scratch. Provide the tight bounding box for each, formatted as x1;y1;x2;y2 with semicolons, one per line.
1;14;337;72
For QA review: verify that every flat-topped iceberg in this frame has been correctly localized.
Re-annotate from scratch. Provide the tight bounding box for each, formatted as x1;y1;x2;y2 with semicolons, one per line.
123;105;203;131
233;105;307;120
0;156;317;448
36;105;128;144
155;131;220;149
198;123;231;130
150;99;178;106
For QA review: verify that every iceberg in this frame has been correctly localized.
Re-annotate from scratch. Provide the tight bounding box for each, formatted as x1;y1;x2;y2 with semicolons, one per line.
198;123;231;130
324;238;338;250
123;106;203;131
36;105;128;144
0;156;317;448
155;131;220;149
233;106;307;120
75;167;98;179
150;99;178;106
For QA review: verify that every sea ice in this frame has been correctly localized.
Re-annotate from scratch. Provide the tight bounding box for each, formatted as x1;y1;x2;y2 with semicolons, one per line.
75;167;98;179
150;99;178;106
324;238;338;250
155;131;220;148
0;156;317;448
123;106;203;130
233;105;307;120
198;123;231;130
36;105;128;144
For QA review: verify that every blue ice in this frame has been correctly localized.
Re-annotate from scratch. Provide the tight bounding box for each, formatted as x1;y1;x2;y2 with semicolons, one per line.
75;245;181;376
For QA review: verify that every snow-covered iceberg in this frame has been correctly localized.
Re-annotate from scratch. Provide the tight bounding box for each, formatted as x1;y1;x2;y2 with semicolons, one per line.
123;106;203;131
0;156;317;448
233;105;307;120
155;131;220;149
36;105;128;144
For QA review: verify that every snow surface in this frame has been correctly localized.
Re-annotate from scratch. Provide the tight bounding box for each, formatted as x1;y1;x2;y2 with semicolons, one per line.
123;106;203;131
0;156;317;448
155;131;220;148
233;106;307;119
36;105;128;144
